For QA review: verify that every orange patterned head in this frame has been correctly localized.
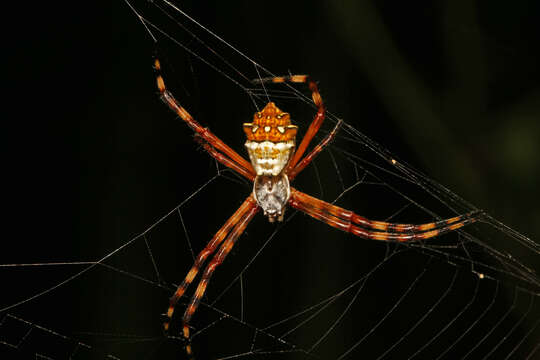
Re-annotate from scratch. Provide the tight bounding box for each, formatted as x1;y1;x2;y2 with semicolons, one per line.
244;102;298;176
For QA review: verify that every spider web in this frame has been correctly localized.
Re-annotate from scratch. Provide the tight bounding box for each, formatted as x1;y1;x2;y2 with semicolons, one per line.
2;1;539;359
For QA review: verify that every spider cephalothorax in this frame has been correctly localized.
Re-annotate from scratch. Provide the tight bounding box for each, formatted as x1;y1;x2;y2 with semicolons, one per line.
244;102;298;221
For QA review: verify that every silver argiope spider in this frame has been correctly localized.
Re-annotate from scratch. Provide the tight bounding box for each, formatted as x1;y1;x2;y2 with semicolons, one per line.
154;58;482;356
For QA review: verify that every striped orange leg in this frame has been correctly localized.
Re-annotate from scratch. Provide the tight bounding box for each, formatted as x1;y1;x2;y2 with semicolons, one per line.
291;189;482;233
289;188;482;242
253;75;326;172
181;202;259;356
155;58;255;180
194;135;255;181
163;196;257;333
287;119;343;181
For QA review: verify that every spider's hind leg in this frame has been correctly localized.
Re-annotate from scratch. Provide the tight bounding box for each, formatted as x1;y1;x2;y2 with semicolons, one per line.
163;196;257;333
180;202;259;356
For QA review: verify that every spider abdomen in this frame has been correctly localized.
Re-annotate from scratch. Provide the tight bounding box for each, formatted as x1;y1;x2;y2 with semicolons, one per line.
245;140;294;176
253;175;290;222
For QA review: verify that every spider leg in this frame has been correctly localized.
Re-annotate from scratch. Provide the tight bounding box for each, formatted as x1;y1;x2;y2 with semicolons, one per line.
287;119;343;181
291;189;482;233
181;202;259;356
289;188;482;242
253;75;325;172
163;195;257;333
194;135;255;181
155;58;255;179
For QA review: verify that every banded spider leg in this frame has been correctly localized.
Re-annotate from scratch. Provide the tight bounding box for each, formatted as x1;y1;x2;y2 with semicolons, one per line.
289;188;483;241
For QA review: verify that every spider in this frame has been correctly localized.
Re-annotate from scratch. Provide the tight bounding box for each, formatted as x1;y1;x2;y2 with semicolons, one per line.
154;58;481;355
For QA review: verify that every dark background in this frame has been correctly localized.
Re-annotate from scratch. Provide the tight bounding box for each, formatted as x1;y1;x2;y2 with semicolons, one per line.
2;1;539;359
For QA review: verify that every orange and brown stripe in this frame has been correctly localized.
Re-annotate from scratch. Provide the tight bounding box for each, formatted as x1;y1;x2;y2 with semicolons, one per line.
177;203;259;357
292;190;482;235
163;196;257;333
154;56;255;178
182;325;192;355
288;120;342;180
290;188;481;243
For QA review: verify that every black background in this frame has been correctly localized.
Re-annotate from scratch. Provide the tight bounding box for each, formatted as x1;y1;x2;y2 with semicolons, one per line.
2;1;539;359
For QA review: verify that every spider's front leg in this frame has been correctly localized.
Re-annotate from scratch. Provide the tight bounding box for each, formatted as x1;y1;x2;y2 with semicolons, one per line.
252;75;326;173
194;135;255;181
287;119;343;181
154;58;255;181
253;74;342;181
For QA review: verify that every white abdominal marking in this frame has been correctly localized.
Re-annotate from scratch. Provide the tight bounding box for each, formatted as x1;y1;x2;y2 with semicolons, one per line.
245;140;294;176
